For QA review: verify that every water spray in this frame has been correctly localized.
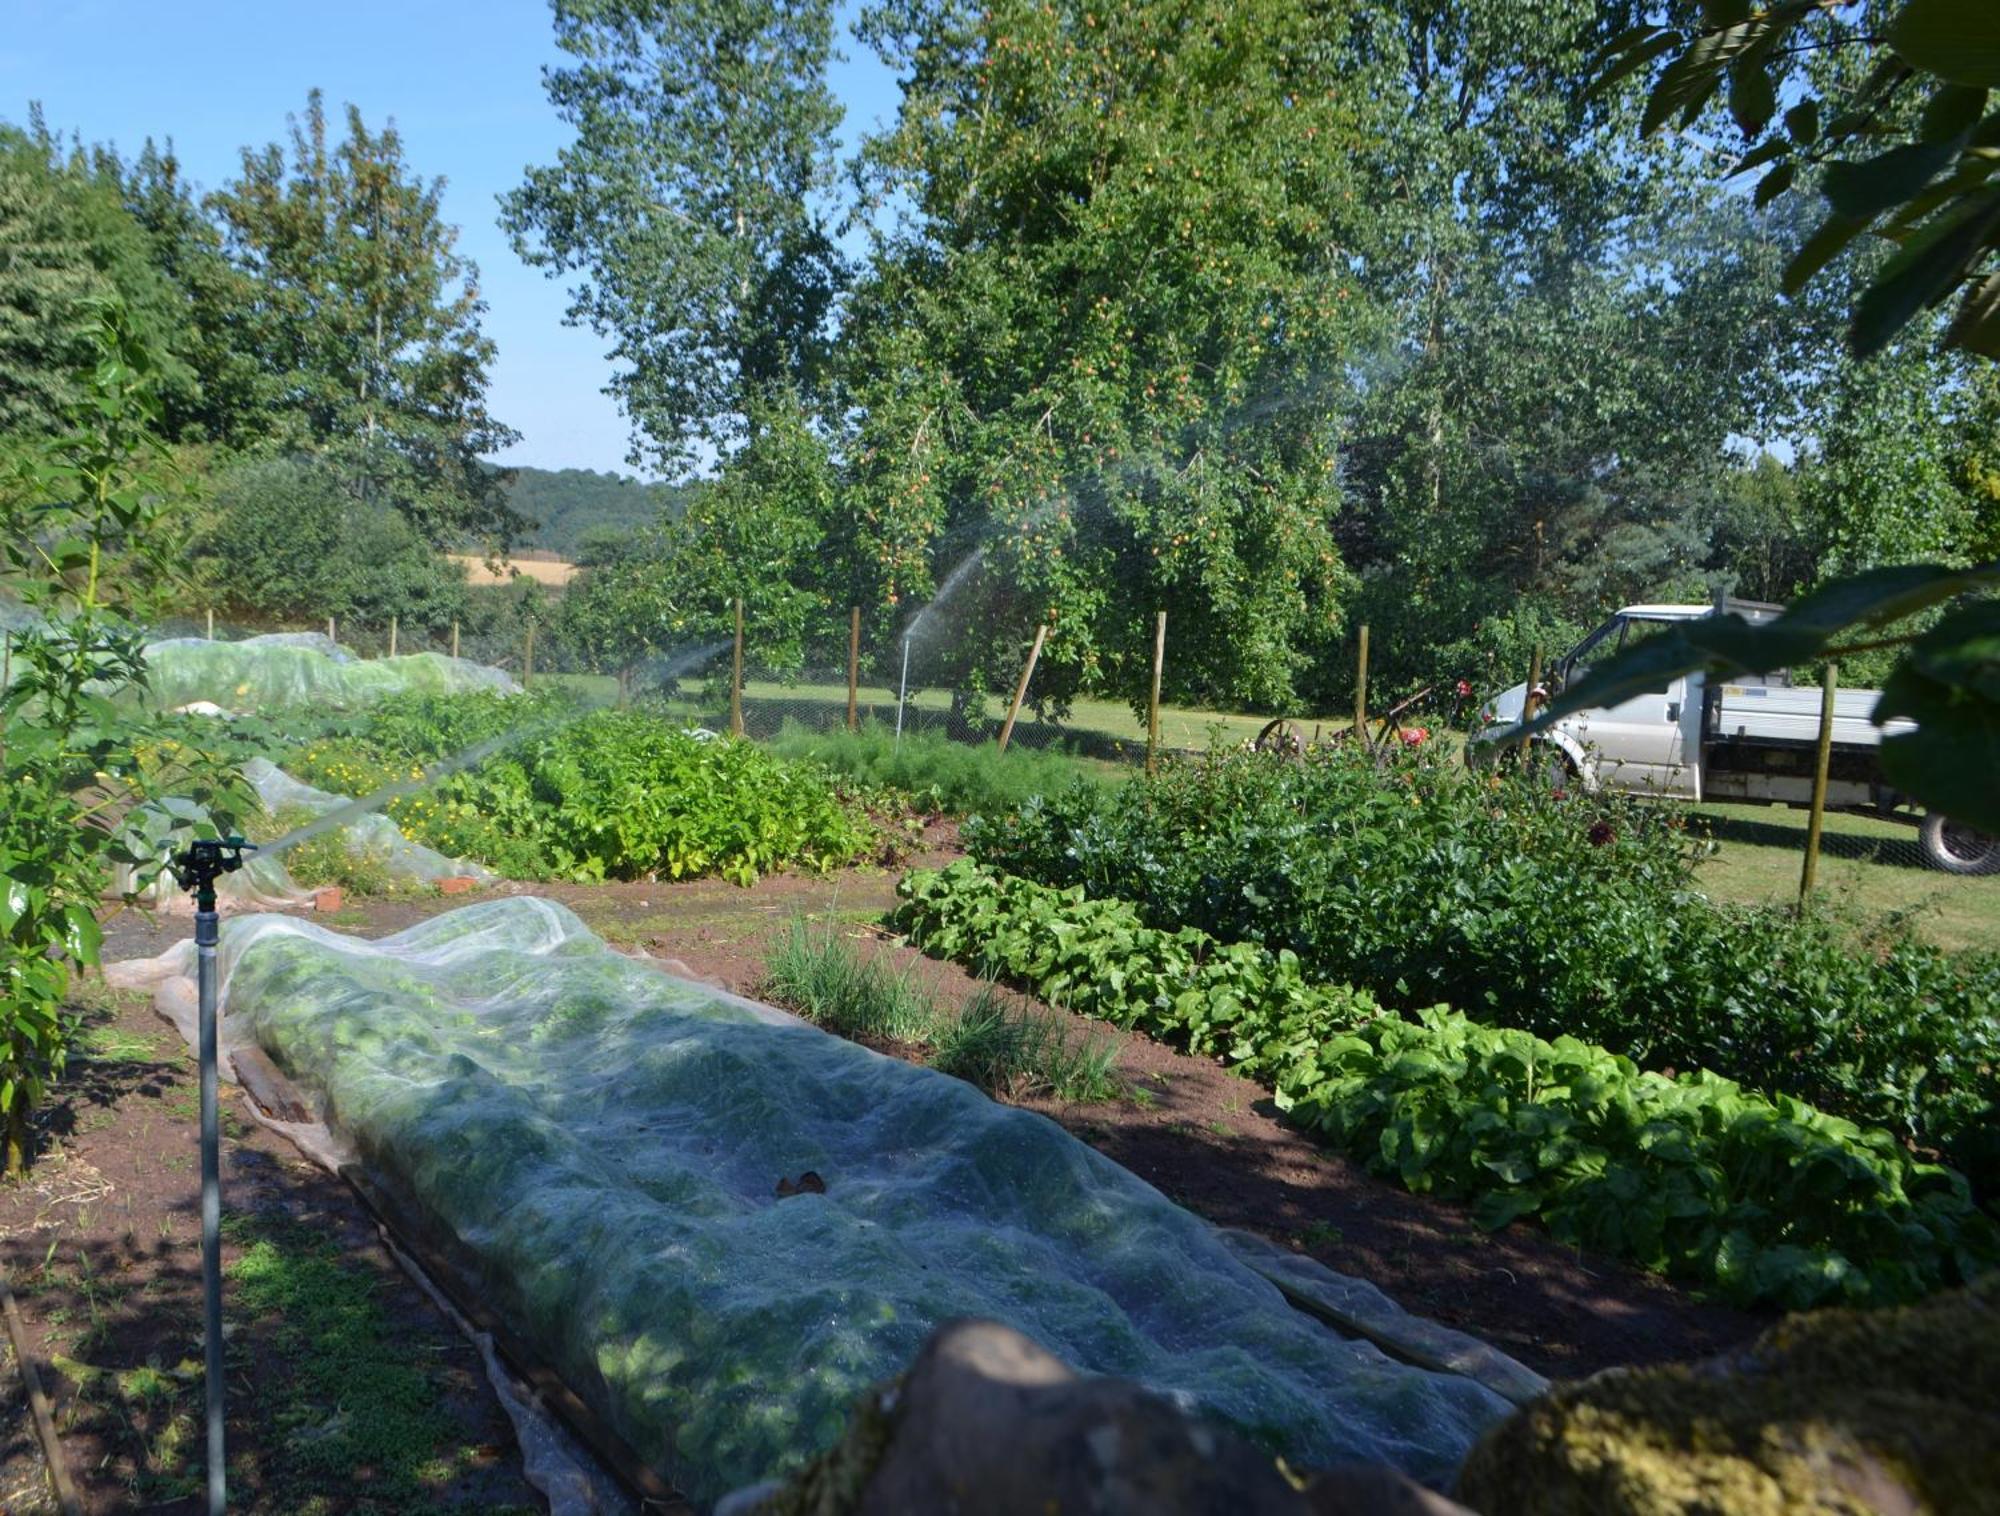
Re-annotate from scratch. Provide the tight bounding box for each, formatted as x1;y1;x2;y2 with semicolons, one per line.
166;835;255;1516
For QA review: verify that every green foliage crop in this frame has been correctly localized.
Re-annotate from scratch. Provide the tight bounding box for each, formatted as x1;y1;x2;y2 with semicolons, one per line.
895;861;2000;1308
966;745;2000;1187
289;694;870;885
767;720;1108;818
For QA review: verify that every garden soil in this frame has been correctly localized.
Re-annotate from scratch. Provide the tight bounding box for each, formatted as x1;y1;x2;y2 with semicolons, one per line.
0;821;1761;1512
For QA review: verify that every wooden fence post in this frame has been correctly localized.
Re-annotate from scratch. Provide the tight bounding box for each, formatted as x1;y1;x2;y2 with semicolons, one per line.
388;614;398;658
450;620;460;659
730;597;745;738
523;621;535;685
998;624;1049;755
206;608;214;641
1800;664;1838;906
1147;609;1167;775
847;606;860;732
327;615;336;644
1354;624;1370;746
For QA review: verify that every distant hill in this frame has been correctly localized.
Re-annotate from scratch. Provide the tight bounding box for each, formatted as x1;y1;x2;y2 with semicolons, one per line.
489;465;691;558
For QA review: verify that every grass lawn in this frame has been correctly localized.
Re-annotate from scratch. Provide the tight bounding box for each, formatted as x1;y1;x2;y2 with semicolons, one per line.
1691;800;2000;953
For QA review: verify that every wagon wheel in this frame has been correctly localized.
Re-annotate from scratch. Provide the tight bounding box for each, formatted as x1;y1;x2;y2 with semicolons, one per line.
1253;718;1307;757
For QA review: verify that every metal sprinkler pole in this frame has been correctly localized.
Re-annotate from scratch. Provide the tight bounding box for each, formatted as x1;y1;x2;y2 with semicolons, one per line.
168;837;254;1516
895;636;912;750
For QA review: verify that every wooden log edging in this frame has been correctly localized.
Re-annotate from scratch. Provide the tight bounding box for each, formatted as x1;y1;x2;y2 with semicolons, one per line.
1;1264;84;1516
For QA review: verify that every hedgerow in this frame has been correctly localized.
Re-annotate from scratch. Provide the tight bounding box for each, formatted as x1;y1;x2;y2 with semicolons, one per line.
964;744;2000;1186
894;861;2000;1309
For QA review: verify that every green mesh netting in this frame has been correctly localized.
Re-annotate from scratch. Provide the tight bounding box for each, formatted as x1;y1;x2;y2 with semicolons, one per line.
142;633;517;712
198;899;1509;1506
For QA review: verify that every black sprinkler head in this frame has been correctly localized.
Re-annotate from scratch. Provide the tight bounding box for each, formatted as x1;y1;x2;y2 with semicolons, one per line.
169;837;257;904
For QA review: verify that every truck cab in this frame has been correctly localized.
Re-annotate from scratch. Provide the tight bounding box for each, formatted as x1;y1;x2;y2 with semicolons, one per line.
1469;601;1997;875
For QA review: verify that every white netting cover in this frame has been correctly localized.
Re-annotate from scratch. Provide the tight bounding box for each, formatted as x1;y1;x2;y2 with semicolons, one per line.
120;899;1510;1505
110;762;489;911
142;633;518;712
243;758;494;886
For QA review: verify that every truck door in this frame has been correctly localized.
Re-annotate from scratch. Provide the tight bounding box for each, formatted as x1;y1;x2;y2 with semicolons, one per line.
1567;617;1700;798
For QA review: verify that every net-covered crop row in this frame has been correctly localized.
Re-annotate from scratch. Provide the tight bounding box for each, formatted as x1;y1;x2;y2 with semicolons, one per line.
210;899;1509;1502
894;861;2000;1309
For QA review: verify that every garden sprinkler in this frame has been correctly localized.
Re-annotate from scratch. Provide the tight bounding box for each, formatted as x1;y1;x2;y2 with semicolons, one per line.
895;636;912;750
167;835;255;1516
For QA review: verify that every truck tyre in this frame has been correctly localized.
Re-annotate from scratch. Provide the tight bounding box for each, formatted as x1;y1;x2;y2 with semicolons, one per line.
1918;812;2000;875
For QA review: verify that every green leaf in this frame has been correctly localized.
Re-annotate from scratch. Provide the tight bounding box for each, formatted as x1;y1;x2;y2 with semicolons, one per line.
1876;601;2000;832
1729;59;1777;136
1887;0;2000;88
1853;186;2000;356
1823;140;1964;221
1943;268;2000;356
1642;23;1765;135
1754;162;1796;208
1920;86;1991;143
1590;31;1683;99
1784;99;1820;145
1783;213;1872;295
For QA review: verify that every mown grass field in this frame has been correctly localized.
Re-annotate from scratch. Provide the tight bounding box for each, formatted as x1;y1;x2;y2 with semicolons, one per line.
1692;801;2000;953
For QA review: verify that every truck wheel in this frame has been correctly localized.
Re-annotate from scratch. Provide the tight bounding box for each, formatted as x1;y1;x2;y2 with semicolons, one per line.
1918;812;2000;875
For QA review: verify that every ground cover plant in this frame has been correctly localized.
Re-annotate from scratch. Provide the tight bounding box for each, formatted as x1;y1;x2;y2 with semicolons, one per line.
767;720;1111;818
966;745;2000;1187
895;862;2000;1309
286;692;871;884
764;919;1120;1102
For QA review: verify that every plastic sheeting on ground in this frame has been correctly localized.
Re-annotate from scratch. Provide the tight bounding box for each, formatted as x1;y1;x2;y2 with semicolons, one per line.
141;632;518;713
243;758;494;886
130;899;1511;1506
110;760;489;912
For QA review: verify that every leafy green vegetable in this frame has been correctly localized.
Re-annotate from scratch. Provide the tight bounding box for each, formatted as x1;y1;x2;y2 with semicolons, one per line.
964;745;2000;1185
895;860;2000;1309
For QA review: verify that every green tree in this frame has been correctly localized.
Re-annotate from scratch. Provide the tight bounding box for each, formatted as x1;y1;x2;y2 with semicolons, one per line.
0;304;241;1173
842;0;1380;712
194;455;471;631
502;0;846;475
208;91;519;545
1600;0;2000;360
0;118;193;436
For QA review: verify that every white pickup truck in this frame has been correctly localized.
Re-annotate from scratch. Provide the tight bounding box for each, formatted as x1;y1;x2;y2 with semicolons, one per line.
1470;600;1999;875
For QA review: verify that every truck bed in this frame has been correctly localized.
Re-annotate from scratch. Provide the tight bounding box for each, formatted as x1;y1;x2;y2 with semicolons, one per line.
1708;680;1914;749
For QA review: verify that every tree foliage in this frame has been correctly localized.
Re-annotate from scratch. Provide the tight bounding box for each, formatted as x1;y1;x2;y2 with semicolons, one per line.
209;91;520;546
502;0;846;476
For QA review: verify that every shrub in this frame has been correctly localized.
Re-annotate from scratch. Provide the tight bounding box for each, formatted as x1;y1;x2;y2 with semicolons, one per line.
766;720;1108;818
895;861;2000;1309
965;745;2000;1182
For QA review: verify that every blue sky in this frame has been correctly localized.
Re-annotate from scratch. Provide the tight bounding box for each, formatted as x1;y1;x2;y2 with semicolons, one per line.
0;0;900;477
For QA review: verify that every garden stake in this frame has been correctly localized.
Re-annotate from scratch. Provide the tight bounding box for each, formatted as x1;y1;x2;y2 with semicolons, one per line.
1148;610;1166;774
169;836;255;1516
999;623;1048;754
1800;664;1837;905
847;606;860;731
731;597;745;737
1354;623;1369;750
895;635;912;749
